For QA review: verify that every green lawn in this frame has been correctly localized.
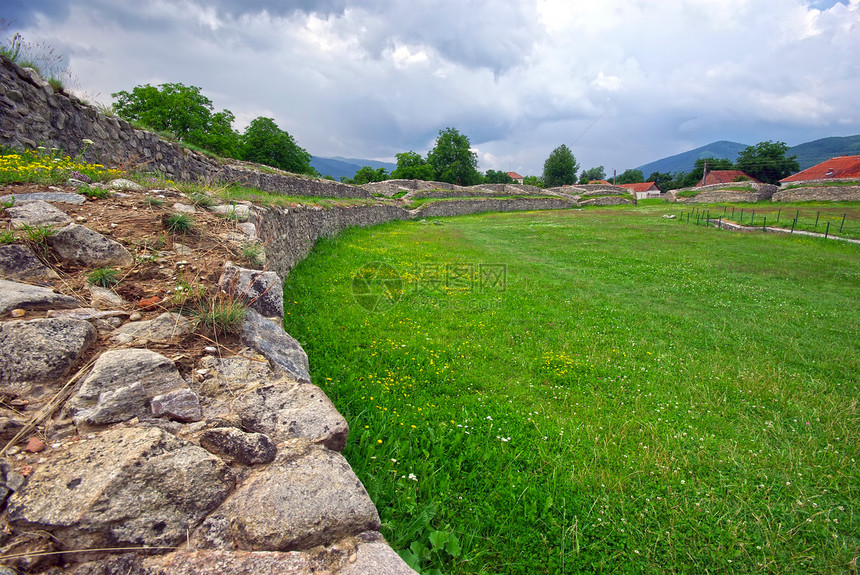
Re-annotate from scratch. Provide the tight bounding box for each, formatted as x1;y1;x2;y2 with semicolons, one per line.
282;206;860;574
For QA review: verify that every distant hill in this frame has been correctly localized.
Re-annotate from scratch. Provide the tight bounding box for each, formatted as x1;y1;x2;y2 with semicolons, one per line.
310;156;397;180
787;135;860;170
636;141;750;176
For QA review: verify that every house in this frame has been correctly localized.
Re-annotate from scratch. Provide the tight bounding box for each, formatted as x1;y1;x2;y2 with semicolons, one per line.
506;171;524;184
779;155;860;184
619;181;661;199
696;170;760;187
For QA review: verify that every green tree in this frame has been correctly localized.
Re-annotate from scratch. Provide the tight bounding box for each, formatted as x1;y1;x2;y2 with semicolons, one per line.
735;141;799;184
113;83;213;141
542;145;579;187
349;166;389;185
240;117;314;175
646;171;675;192
112;82;241;157
523;175;545;188
484;170;514;184
391;151;436;181
427;128;481;186
615;169;645;185
579;166;606;184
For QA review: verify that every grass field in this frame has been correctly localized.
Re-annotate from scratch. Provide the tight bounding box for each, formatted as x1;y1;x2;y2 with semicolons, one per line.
282;205;860;574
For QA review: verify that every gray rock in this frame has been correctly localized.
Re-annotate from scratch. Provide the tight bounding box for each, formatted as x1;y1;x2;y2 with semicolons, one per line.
0;318;97;392
235;382;349;451
142;534;418;574
89;285;127;308
209;204;250;220
7;200;73;228
0;192;86;205
0;244;59;280
172;202;197;213
218;262;283;320
237;222;257;239
240;310;310;383
0;278;81;315
151;388;203;422
47;223;134;267
6;426;234;550
199;427;277;465
85;382;149;425
109;178;144;191
45;307;128;322
192;443;380;552
111;312;191;345
66;349;190;425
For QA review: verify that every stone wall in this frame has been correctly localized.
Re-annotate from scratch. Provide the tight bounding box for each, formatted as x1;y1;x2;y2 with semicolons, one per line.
0;55;369;199
772;185;860;202
667;183;777;203
258;205;411;276
413;197;576;218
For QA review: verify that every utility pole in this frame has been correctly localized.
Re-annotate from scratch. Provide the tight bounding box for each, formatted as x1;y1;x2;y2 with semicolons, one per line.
612;169;616;185
702;159;708;186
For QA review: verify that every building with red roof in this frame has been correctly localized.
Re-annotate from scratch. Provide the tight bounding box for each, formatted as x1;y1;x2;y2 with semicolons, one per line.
779;155;860;184
695;170;760;187
506;171;524;184
619;181;661;199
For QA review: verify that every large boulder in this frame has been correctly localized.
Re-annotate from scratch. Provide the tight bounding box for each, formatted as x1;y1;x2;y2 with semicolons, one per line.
234;381;349;451
0;278;81;315
0;318;97;393
0;244;59;281
192;442;380;552
65;348;196;426
218;262;283;320
240;310;310;383
47;223;134;267
7;199;73;228
6;426;234;551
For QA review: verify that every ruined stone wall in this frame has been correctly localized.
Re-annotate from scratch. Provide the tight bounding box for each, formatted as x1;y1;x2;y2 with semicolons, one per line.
414;197;576;218
258;204;411;276
0;55;368;198
772;186;860;202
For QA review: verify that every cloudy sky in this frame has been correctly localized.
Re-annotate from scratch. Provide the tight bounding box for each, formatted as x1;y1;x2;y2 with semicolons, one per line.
4;0;859;176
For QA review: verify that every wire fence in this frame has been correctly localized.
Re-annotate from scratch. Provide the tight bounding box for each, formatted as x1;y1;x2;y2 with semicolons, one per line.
677;205;860;241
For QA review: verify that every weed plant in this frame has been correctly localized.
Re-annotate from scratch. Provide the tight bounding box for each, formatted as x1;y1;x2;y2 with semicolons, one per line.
164;213;194;235
283;207;860;574
77;185;112;200
240;241;264;267
0;230;15;244
188;292;247;335
86;267;119;287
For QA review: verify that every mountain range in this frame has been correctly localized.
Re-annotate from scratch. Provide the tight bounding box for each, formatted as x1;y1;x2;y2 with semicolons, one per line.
635;134;860;177
310;156;397;181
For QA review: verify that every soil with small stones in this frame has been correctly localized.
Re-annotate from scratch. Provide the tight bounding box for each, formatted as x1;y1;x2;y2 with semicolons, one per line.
0;182;263;399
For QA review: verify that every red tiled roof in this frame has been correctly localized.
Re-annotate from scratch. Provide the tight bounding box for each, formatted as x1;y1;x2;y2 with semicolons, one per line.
780;155;860;183
696;170;760;187
506;171;523;180
619;182;659;192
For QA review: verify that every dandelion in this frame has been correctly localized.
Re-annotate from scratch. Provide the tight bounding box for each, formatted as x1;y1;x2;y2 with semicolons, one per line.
377;439;383;444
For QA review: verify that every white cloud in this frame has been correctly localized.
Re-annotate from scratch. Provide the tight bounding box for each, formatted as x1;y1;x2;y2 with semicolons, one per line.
12;0;860;175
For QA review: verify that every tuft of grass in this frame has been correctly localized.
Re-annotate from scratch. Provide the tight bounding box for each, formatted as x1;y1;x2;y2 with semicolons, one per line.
187;191;215;207
77;185;112;200
144;197;165;208
0;229;16;244
86;267;119;287
240;241;264;267
163;213;194;235
189;292;248;335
